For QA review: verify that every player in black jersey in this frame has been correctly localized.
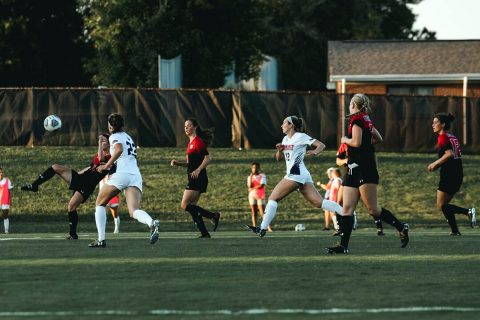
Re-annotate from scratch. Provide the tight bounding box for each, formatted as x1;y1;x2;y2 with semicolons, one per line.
21;134;112;240
326;94;409;254
170;118;220;238
427;113;476;235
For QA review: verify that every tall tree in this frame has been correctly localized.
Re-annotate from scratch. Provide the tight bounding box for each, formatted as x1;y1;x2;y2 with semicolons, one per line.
0;0;91;86
81;0;269;88
263;0;435;91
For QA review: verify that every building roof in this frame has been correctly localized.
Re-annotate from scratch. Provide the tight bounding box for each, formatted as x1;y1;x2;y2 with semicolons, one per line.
328;40;480;83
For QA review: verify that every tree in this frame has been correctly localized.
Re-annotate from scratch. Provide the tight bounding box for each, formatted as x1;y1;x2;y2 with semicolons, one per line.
0;0;91;86
262;0;436;91
81;0;270;88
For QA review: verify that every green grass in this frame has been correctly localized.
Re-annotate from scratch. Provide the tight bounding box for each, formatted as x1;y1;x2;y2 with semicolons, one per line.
1;230;480;319
2;147;479;234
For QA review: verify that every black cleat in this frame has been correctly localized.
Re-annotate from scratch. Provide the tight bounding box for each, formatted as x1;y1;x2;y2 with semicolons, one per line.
88;239;106;248
450;231;462;236
325;245;348;254
246;225;260;234
246;225;266;237
399;224;409;248
198;233;211;238
21;184;38;192
376;229;385;236
65;234;78;240
212;212;221;231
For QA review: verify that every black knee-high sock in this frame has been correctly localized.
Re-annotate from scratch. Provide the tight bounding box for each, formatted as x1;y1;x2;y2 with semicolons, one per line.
187;204;215;219
338;215;354;248
379;208;404;232
186;205;209;236
32;167;56;187
373;216;383;229
441;205;460;233
68;211;78;236
442;204;469;216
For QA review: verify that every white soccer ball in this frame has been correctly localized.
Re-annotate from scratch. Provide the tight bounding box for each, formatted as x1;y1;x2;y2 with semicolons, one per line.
295;223;306;232
44;115;62;132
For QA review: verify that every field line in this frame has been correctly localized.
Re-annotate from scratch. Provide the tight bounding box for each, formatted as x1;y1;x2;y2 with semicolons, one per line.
1;306;479;317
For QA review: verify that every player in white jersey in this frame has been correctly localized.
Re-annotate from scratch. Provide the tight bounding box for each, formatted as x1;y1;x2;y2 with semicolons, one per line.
247;116;343;237
88;113;160;247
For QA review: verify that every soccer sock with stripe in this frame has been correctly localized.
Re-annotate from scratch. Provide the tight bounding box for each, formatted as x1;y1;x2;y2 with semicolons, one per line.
260;200;278;230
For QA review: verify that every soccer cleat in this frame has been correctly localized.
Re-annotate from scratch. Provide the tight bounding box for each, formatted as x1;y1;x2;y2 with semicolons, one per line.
212;212;221;231
468;208;476;228
376;229;385;236
325;245;348;254
21;184;38;192
113;228;119;234
198;234;211;238
399;223;409;248
88;239;106;248
246;225;266;237
259;228;267;237
246;225;260;234
150;220;160;244
65;234;78;240
450;231;462;236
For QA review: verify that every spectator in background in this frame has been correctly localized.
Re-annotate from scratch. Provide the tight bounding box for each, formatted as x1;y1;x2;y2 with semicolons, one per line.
319;168;334;231
0;167;13;234
247;162;271;232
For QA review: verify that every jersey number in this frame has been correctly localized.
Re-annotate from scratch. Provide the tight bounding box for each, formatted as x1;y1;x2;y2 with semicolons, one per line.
126;140;137;158
284;152;291;161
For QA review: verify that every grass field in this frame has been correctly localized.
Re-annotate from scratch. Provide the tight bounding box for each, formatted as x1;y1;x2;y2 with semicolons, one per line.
1;230;480;320
1;147;479;319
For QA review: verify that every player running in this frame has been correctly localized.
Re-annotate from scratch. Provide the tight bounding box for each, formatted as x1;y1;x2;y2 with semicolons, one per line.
427;113;476;235
170;118;220;238
89;113;159;247
246;116;343;237
326;94;409;254
21;134;112;240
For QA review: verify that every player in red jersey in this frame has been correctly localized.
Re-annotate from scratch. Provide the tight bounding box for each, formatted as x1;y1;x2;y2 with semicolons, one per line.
21;134;112;240
427;113;476;235
170;118;220;238
336;143;384;236
0;167;13;234
247;162;271;231
326;94;409;254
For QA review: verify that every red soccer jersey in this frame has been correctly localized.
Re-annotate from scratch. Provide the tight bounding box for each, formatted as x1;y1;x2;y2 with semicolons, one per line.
347;112;376;165
186;136;209;173
437;132;461;159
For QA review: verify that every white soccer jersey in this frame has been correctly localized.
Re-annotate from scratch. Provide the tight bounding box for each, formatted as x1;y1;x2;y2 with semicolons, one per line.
281;132;315;177
109;132;140;175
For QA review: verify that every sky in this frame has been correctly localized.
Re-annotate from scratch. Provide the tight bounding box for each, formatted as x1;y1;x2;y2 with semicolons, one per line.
408;0;480;40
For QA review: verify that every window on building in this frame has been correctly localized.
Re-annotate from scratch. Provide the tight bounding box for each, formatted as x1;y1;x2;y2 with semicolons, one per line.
387;85;435;96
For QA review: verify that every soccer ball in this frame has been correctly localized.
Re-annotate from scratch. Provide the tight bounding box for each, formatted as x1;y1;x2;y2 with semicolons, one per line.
44;115;62;132
295;223;306;232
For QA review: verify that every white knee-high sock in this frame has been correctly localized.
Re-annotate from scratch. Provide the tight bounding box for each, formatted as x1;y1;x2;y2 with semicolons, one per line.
95;206;107;241
133;209;153;228
4;218;9;233
322;199;343;215
260;200;278;230
331;214;339;230
114;216;120;229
